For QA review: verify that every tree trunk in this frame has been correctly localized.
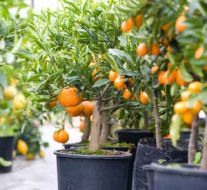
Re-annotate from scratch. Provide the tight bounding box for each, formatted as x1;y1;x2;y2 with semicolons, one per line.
152;90;163;149
100;111;110;144
144;111;149;130
188;116;198;164
201;117;207;169
81;117;91;142
89;101;102;151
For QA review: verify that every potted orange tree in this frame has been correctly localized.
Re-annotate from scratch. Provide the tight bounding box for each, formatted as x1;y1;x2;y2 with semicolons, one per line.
144;0;207;189
28;1;134;189
115;0;190;189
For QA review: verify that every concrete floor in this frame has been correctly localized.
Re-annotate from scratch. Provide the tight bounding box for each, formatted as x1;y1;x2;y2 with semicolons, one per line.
0;123;82;190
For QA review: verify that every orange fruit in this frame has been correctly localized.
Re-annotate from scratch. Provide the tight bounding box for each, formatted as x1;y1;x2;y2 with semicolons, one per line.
158;71;165;85
160;37;170;47
59;87;82;107
121;18;134;32
175;16;187;33
182;110;195;125
48;99;57;108
151;42;160;56
82;101;95;117
203;65;207;71
175;70;187;86
174;101;188;114
3;86;17;99
135;15;142;28
66;103;84;117
162;22;171;31
195;47;204;60
114;76;125;90
139;91;150;105
188;81;202;93
181;91;191;101
79;121;85;133
109;70;118;82
136;43;148;57
163;70;176;85
191;100;202;114
164;134;172;139
53;129;69;143
151;65;159;74
123;89;132;100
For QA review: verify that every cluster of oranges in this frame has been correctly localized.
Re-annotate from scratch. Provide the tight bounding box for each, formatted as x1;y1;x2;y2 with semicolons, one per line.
108;70;150;105
121;15;142;33
157;63;187;86
52;87;94;143
136;42;160;57
174;81;203;125
58;87;94;117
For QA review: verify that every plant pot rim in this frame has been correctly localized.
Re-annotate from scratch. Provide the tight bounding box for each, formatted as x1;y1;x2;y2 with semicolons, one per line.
54;149;132;160
143;163;207;176
116;129;152;134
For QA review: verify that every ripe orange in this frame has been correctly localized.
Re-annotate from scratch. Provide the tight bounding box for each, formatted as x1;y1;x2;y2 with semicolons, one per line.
79;121;85;133
48;98;57;108
151;65;159;74
158;71;165;85
58;87;82;107
135;15;142;28
175;70;187;86
195;47;204;60
181;91;191;101
175;16;187;33
66;103;84;117
163;70;176;85
164;134;172;139
182;110;195;125
162;22;171;31
136;43;148;57
139;91;150;105
82;101;95;117
123;88;132;100
151;42;160;56
114;76;125;90
3;86;17;99
53;129;69;143
109;70;118;82
121;18;134;32
188;81;202;93
191;100;202;114
174;101;188;114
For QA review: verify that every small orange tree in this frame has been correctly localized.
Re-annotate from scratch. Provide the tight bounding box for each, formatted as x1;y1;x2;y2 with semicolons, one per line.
114;0;188;149
28;0;138;151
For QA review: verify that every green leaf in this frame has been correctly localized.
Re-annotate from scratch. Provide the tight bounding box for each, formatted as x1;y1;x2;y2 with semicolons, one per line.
93;78;110;88
108;49;133;63
194;152;202;164
0;157;12;167
179;64;193;82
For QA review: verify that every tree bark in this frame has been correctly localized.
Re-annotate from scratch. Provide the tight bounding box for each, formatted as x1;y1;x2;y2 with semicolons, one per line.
201;117;207;169
188;116;198;164
144;111;149;130
81;117;91;142
89;101;102;151
100;111;110;144
152;90;163;149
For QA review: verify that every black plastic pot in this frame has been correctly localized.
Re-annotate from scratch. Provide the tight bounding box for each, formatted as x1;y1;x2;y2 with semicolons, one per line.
144;163;207;190
63;142;87;150
55;150;132;190
102;145;136;190
116;129;154;145
132;138;188;190
0;136;15;173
